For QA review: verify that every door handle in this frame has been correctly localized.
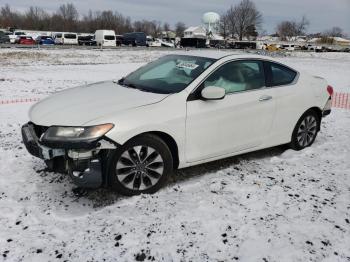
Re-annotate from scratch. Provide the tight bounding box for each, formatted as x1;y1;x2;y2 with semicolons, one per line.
259;95;272;102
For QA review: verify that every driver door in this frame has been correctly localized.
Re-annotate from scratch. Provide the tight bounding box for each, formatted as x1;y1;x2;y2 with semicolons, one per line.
185;60;276;163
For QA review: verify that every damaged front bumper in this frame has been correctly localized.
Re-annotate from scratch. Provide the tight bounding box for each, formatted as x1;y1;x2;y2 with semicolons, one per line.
21;122;116;188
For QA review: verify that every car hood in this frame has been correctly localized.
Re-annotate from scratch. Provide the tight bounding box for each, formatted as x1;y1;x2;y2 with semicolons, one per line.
29;81;169;126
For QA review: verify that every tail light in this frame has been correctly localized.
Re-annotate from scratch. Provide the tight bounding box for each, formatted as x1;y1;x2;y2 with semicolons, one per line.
327;85;334;97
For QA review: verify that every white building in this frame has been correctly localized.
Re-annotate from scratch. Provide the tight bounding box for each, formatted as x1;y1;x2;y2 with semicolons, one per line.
183;26;206;38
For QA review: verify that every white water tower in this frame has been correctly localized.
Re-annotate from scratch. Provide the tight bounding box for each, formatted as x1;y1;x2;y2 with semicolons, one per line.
202;12;220;34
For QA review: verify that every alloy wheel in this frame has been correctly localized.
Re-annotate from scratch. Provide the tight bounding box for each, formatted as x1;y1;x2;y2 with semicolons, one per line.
297;115;317;147
116;146;164;191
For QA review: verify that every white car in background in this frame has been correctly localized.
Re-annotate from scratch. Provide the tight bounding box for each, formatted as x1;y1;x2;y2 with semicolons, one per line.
22;52;333;196
54;32;78;45
95;30;116;47
146;36;162;47
7;31;26;43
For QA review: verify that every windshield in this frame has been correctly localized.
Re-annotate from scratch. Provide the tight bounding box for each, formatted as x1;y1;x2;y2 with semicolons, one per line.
121;55;216;94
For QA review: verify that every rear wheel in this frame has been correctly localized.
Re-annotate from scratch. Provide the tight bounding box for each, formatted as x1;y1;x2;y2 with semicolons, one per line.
290;110;320;150
107;134;173;196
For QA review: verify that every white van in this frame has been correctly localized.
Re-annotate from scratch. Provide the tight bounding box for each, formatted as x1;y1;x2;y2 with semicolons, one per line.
282;44;295;51
54;33;78;45
95;30;116;47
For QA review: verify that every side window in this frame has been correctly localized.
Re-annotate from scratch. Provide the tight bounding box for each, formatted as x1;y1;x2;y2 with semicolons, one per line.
203;60;265;94
268;62;297;86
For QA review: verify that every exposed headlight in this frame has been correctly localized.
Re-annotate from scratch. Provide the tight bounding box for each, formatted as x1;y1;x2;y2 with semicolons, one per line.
42;123;114;142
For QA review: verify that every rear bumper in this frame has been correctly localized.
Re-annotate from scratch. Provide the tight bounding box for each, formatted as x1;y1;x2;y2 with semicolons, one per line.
322;96;332;118
21;123;109;188
322;109;331;117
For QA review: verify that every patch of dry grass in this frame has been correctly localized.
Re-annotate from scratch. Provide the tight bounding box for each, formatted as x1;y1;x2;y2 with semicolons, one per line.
0;50;48;61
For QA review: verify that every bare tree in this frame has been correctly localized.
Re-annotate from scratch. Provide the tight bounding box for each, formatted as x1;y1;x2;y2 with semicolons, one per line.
324;26;344;37
0;3;180;36
276;16;309;40
225;6;237;38
56;3;78;31
24;6;49;30
224;0;262;40
219;14;230;39
150;20;162;37
132;19;162;36
0;4;22;28
96;10;117;29
81;10;95;32
175;22;186;37
296;15;309;35
276;21;297;40
163;22;170;32
80;10;134;34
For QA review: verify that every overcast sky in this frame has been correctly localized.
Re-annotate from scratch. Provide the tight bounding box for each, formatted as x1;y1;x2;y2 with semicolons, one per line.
1;0;350;35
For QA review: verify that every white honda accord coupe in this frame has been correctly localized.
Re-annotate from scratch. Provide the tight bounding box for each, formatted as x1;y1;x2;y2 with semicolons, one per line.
22;51;333;195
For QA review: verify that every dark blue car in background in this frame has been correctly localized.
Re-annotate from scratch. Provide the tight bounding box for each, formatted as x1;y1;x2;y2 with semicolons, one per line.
36;36;55;45
122;32;147;46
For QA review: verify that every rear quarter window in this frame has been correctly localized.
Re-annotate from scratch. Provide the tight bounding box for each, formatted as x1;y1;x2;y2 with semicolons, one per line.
266;62;297;86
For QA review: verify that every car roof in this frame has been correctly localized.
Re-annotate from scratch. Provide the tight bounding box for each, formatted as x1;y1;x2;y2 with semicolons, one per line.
175;50;277;61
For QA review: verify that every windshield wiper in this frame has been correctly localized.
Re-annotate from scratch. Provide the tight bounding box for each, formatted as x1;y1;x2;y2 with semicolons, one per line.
124;82;139;89
117;77;125;85
116;78;153;93
117;78;136;88
120;81;151;93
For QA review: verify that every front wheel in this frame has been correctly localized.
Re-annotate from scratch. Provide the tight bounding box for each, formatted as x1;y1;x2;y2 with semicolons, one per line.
107;134;173;196
290;110;320;150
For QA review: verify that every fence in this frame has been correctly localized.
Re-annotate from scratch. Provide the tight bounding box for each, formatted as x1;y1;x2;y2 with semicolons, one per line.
331;92;350;109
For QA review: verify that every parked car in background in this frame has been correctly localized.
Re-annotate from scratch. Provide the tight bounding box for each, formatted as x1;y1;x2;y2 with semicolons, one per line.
36;36;55;45
209;39;226;49
7;31;26;43
116;35;123;46
123;32;147;46
54;33;78;45
146;36;162;47
159;39;175;48
18;36;36;45
21;52;333;196
95;30;116;47
281;44;296;51
306;44;317;51
0;31;10;44
78;35;96;46
180;37;207;48
265;44;280;51
232;41;257;49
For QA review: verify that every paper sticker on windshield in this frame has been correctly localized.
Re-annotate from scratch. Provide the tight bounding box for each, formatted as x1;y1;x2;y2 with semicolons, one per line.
176;61;199;70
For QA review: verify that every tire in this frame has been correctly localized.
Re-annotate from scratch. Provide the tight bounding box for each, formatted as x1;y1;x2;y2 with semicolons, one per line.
107;134;173;196
290;109;320;150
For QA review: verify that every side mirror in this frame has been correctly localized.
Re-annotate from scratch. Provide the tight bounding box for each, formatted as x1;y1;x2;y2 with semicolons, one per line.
201;86;226;100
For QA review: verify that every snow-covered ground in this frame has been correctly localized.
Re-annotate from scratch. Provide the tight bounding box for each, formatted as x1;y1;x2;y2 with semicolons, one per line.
0;48;349;261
